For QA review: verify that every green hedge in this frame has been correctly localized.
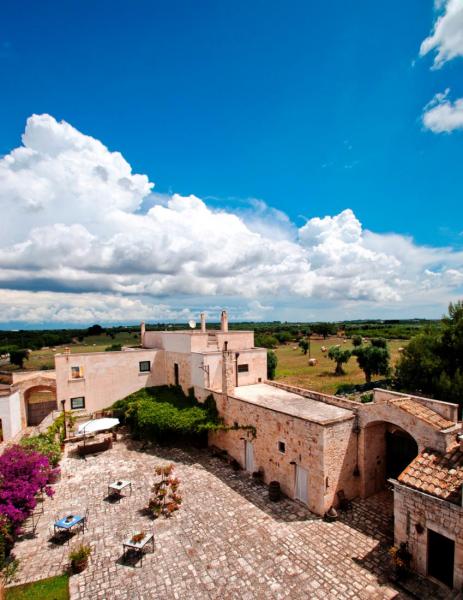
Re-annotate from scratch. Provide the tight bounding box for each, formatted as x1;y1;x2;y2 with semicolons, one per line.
111;386;222;442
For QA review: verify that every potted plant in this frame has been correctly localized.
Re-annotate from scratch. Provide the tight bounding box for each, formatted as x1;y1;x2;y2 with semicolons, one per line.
69;544;92;573
389;542;411;580
130;531;145;544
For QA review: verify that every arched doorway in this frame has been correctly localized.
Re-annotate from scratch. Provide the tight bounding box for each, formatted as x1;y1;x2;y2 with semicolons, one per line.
362;421;419;497
25;385;57;426
386;427;418;480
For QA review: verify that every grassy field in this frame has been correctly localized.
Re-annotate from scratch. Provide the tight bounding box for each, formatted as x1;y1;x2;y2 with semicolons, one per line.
274;337;406;395
6;575;69;599
14;331;140;371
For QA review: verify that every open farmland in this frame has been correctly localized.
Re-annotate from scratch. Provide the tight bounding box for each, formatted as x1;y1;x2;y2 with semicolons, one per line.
13;331;140;371
274;337;406;395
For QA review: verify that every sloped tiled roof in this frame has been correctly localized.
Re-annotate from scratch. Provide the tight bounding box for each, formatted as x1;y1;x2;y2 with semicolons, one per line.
389;397;455;431
398;446;463;505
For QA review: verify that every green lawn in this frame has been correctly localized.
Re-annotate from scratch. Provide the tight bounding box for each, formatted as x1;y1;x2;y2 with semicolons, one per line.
6;575;69;600
275;337;405;395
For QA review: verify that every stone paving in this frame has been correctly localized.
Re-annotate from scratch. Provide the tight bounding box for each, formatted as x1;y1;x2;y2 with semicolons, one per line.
9;436;453;599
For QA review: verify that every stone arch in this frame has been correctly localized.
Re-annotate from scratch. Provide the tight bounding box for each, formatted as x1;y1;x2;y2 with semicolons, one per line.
359;419;419;498
24;385;57;426
15;376;57;427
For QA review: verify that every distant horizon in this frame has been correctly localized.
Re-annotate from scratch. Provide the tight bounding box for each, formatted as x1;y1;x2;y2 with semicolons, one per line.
0;315;441;332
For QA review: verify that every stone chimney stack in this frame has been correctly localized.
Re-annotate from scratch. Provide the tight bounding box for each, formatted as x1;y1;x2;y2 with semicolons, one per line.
200;312;206;333
141;322;146;347
222;341;235;397
220;310;229;333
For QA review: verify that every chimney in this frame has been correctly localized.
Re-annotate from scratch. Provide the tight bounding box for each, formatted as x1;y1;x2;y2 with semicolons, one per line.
459;430;463;452
141;322;146;347
222;343;235;397
200;312;206;333
220;309;229;333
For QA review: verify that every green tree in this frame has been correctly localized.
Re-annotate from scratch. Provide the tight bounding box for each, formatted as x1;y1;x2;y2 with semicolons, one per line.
255;334;279;349
9;349;28;369
105;343;122;352
327;346;351;375
87;324;104;336
395;301;463;409
371;337;387;348
352;335;363;347
298;339;309;355
353;342;390;383
311;323;336;339
275;331;292;344
267;350;278;380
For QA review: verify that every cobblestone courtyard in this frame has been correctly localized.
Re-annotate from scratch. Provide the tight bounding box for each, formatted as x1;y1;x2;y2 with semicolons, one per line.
9;436;450;599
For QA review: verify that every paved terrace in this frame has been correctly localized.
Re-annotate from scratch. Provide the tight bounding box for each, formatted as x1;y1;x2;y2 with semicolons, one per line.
10;436;452;600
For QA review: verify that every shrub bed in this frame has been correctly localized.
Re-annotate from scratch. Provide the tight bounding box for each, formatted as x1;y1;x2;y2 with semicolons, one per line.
111;386;221;444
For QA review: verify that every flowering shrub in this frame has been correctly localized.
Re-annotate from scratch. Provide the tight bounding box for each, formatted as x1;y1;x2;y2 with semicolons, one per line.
0;445;57;531
20;434;61;467
147;463;182;518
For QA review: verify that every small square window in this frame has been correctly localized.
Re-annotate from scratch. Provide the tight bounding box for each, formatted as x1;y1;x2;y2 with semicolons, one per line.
278;441;286;453
139;360;151;373
70;396;85;410
71;366;83;379
237;364;249;373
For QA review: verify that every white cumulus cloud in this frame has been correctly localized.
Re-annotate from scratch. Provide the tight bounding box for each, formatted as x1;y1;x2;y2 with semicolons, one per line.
422;89;463;133
420;0;463;69
0;114;462;323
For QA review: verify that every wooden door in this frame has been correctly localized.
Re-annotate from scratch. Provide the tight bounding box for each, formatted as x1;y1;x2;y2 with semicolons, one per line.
245;441;254;473
295;465;309;504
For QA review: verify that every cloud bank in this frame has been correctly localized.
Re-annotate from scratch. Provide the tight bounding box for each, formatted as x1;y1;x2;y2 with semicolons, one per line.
0;114;462;323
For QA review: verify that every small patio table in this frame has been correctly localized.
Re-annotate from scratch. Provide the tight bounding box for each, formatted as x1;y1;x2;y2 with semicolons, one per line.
54;514;86;536
108;479;132;499
122;532;154;566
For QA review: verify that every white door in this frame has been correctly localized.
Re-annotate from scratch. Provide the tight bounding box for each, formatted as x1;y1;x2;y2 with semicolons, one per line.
245;441;254;473
295;465;309;504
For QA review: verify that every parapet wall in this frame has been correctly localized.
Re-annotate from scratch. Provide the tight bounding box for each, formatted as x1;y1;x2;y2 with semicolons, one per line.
264;380;358;412
373;388;458;423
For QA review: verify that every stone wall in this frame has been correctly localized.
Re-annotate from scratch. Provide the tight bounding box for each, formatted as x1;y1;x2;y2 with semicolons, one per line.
374;389;459;423
323;418;359;504
209;392;327;514
393;482;463;590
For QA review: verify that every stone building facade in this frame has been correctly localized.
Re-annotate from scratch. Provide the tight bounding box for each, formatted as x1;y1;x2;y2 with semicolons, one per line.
1;310;462;590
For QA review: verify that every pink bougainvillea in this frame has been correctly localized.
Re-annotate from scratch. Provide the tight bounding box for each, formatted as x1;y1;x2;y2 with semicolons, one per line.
0;445;57;531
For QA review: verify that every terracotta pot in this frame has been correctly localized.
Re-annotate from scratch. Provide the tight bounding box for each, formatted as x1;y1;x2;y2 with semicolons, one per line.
71;558;88;574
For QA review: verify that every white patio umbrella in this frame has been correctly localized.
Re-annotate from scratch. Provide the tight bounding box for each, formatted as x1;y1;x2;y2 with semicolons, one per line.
78;417;120;435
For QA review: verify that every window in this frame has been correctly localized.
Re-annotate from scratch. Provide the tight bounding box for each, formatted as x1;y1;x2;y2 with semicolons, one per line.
71;366;83;379
237;364;249;373
139;360;151;373
70;396;85;410
278;441;286;453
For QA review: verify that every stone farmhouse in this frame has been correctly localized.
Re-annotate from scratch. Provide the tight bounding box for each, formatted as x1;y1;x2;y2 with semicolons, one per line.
0;310;462;590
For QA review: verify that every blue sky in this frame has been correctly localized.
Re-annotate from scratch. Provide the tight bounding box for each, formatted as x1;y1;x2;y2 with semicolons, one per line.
0;0;463;326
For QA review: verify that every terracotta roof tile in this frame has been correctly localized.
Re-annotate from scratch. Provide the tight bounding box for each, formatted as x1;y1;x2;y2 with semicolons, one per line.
398;445;463;505
389;397;454;431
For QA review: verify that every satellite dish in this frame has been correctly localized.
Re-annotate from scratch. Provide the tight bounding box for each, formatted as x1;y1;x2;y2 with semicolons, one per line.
188;319;197;329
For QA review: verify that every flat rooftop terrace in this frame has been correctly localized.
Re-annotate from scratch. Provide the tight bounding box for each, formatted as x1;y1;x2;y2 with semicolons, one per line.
232;383;354;425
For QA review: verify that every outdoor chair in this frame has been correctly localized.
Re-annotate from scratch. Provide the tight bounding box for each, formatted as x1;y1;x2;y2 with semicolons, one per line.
336;489;352;511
